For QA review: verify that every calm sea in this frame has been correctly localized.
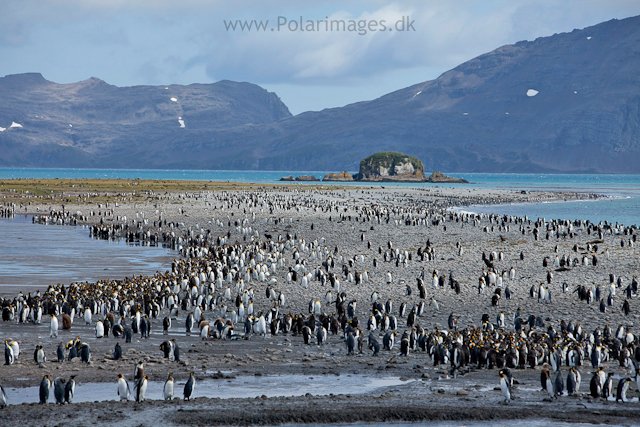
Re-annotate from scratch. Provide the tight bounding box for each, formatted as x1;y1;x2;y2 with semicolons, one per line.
1;168;639;226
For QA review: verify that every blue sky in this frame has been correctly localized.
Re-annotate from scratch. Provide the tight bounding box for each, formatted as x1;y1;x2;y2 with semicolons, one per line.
1;0;639;114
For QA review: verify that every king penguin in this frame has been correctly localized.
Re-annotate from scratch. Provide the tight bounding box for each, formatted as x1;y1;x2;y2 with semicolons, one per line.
163;316;171;334
4;341;14;365
57;342;65;362
53;377;65;404
163;372;174;400
39;375;51;404
499;371;511;403
616;377;631;402
78;342;91;363
50;315;59;338
184;372;195;400
134;362;145;401
185;312;195;335
65;375;76;403
95;320;104;338
590;370;601;398
34;344;46;365
567;368;581;395
603;372;614;399
545;370;555;399
113;342;122;360
117;373;130;401
554;370;564;397
400;333;410;356
135;376;148;403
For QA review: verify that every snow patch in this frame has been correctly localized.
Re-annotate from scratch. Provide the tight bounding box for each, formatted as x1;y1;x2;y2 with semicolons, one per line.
170;97;177;102
10;121;23;128
526;89;538;97
165;87;169;89
462;112;468;115
586;36;592;40
69;124;73;127
505;112;509;115
0;127;5;132
574;91;577;94
412;90;422;98
178;117;185;128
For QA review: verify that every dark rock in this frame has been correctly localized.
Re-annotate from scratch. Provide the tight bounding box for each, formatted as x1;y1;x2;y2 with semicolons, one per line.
294;175;319;181
322;171;354;181
426;171;468;183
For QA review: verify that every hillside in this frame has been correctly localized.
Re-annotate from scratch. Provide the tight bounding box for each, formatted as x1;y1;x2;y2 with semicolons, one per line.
0;74;291;168
239;15;640;173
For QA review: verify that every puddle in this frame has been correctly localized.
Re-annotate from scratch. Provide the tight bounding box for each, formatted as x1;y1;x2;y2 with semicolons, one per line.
447;380;640;402
3;375;413;405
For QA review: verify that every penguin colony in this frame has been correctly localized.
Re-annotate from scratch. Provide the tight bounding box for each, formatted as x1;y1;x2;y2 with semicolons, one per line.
0;186;638;409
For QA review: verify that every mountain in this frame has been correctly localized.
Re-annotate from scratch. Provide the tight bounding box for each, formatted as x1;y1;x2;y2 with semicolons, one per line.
238;15;640;173
1;16;639;173
0;74;291;168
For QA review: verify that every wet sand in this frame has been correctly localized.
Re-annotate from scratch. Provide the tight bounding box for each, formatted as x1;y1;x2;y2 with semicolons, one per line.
0;182;638;426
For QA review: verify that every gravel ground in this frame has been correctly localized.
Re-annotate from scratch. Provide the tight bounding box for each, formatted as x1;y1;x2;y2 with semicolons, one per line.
0;184;638;426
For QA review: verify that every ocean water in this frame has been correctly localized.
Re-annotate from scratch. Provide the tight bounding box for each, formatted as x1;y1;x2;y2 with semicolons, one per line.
1;168;639;225
1;168;639;193
460;197;639;227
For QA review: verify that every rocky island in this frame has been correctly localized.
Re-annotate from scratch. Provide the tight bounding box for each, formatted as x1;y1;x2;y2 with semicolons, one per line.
322;151;468;183
354;151;426;182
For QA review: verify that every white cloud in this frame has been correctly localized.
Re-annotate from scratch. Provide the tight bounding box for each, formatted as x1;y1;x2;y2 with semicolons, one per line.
195;0;640;86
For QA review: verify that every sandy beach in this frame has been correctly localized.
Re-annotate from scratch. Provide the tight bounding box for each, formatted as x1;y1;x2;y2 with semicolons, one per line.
0;180;638;426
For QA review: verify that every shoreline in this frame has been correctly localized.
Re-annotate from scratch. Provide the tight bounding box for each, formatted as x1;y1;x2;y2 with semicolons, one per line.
454;194;638;228
0;180;639;425
448;194;612;215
